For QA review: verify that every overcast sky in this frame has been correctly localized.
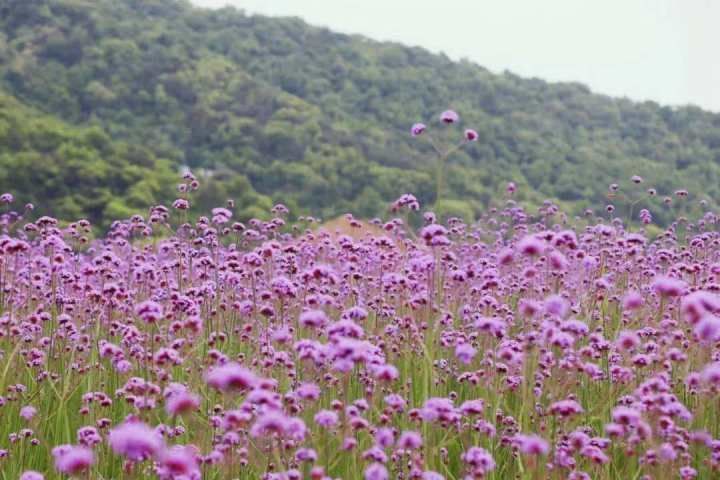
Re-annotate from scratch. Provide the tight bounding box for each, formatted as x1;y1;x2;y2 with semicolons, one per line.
190;0;720;112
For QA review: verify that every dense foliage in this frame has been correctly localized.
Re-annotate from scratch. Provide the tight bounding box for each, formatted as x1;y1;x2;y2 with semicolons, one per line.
1;0;720;227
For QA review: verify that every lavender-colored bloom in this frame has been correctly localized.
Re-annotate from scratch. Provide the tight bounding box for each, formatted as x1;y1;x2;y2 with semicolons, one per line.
440;110;459;124
515;434;550;456
517;235;545;256
694;315;720;343
549;399;584;418
422;472;445;480
700;362;720;386
20;472;44;480
165;389;201;416
108;422;164;461
464;129;478;141
411;123;427;136
299;309;328;329
157;446;201;480
611;406;641;426
622;291;644;310
135;300;164;323
454;343;476;364
52;445;94;475
20;405;37;421
364;463;389;480
397;430;423;449
205;362;258;392
314;410;339;428
462;446;495;473
652;276;687;297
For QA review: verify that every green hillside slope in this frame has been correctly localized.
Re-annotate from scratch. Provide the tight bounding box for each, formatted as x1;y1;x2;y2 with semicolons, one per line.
1;0;719;225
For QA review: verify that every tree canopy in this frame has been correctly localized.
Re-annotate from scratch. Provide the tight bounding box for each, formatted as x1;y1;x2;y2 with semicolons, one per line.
1;0;719;227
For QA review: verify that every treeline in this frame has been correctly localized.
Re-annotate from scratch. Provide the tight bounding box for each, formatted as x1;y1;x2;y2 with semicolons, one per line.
1;0;719;227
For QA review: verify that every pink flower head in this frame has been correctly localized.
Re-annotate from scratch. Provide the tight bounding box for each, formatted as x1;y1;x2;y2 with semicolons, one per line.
108;421;164;462
611;406;641;427
517;235;545;256
314;410;339;428
157;445;201;480
454;343;476;364
411;123;427;136
615;330;641;351
682;290;720;325
462;446;495;474
299;309;328;329
694;315;720;343
549;399;584;418
165;389;200;417
20;472;44;480
440;110;459;124
622;291;644;310
515;434;550;456
364;463;389;480
652;276;687;298
205;362;258;393
52;445;94;475
397;430;423;449
700;362;720;386
464;129;478;141
20;405;37;421
544;294;569;318
135;300;164;324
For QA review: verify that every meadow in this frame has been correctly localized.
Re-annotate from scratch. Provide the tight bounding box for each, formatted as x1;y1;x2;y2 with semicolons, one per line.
2;112;719;479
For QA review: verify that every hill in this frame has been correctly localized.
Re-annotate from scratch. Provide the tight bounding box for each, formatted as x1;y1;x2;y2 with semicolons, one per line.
1;0;720;226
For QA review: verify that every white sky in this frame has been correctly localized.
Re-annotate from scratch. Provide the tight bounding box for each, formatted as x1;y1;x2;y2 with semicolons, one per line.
190;0;720;112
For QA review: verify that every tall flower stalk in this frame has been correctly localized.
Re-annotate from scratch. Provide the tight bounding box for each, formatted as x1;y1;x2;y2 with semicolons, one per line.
411;110;478;206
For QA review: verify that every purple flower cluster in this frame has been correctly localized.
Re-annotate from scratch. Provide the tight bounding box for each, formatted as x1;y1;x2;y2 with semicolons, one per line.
1;167;718;480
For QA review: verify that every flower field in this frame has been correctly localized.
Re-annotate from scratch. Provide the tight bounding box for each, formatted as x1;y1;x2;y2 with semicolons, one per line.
2;120;720;479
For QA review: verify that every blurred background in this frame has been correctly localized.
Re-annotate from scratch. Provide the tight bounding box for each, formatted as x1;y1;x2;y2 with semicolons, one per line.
0;0;718;230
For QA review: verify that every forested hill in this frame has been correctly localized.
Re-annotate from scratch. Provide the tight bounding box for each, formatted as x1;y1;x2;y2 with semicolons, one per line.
2;0;720;227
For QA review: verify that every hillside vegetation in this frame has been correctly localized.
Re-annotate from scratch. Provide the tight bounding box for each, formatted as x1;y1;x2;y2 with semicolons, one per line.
1;0;720;226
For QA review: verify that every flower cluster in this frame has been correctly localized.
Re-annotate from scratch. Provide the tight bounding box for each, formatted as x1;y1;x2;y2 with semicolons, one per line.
0;164;717;480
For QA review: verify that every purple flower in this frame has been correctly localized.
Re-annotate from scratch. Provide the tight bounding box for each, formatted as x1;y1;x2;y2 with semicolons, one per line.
440;110;459;124
314;410;339;428
464;129;478;141
517;235;545;256
622;291;644;310
611;406;641;426
411;123;427;136
20;472;44;480
135;300;164;324
157;445;201;480
549;399;584;418
694;315;720;343
165;388;200;417
701;362;720;386
652;276;687;297
422;472;444;480
454;343;476;364
52;445;94;475
397;430;423;449
515;434;550;455
108;421;164;461
205;362;258;393
364;463;389;480
20;405;37;421
462;446;495;474
299;309;328;329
